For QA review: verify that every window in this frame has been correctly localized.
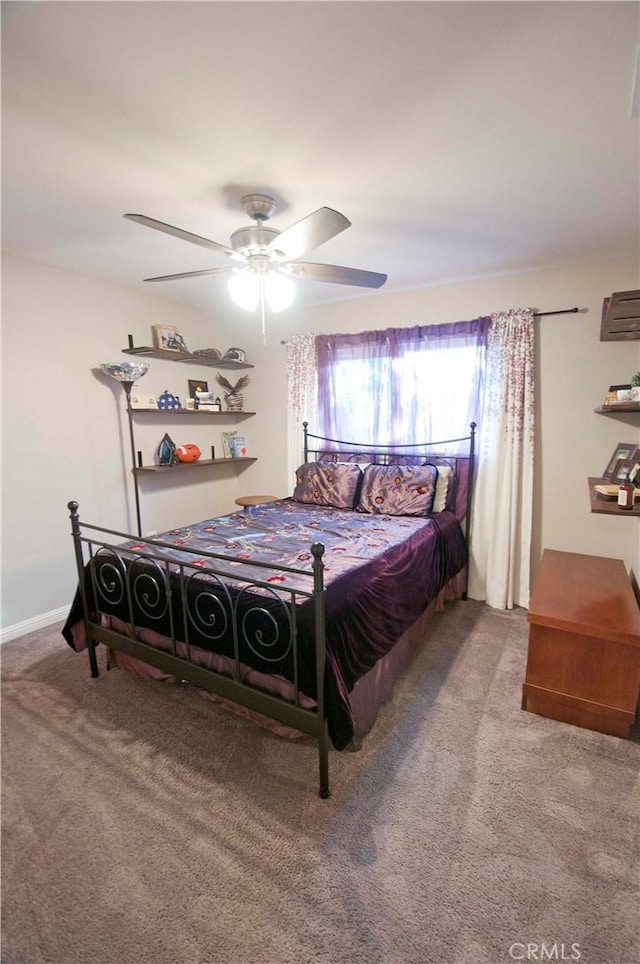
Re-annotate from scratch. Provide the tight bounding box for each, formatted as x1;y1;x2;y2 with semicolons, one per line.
316;320;489;450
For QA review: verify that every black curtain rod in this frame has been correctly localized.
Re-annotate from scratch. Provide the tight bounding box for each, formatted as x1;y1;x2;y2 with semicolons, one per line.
533;307;579;317
281;307;581;342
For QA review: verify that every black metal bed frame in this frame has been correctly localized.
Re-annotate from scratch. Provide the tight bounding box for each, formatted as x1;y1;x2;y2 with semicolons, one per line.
67;424;476;798
303;421;477;597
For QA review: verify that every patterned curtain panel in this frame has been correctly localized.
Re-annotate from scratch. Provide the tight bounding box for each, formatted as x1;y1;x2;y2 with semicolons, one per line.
467;308;535;609
286;332;317;487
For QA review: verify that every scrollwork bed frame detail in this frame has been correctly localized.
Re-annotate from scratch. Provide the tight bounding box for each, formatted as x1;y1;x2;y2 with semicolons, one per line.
67;424;476;799
67;501;331;797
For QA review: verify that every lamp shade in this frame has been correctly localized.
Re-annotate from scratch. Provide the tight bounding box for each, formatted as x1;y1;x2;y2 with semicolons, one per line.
228;271;260;312
264;272;294;312
100;362;149;383
228;269;294;313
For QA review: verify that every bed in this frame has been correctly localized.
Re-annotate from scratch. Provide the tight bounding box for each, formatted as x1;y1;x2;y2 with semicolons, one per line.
63;423;476;797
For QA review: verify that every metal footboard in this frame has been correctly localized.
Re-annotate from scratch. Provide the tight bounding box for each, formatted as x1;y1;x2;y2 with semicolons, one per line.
67;501;331;798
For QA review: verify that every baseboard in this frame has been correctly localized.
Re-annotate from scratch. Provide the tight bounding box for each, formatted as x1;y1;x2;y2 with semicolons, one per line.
1;606;68;645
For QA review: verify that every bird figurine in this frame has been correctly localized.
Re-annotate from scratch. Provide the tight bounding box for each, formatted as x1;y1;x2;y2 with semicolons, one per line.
215;373;250;411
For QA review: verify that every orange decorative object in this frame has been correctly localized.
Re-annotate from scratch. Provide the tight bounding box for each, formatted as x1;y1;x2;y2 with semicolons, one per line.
175;443;201;463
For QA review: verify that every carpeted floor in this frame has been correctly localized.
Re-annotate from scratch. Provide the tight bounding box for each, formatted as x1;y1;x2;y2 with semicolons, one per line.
1;600;638;964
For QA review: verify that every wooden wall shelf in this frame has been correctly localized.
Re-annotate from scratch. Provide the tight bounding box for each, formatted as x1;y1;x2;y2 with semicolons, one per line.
588;477;640;516
131;408;256;417
135;457;257;474
122;346;253;369
594;404;640;415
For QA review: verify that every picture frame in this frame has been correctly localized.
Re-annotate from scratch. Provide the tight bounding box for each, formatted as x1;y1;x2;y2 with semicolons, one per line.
152;324;189;353
188;379;208;398
603;442;640;480
130;392;157;410
611;458;640;484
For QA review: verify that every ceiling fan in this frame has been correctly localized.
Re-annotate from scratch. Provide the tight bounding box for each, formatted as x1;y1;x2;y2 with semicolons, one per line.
124;194;387;320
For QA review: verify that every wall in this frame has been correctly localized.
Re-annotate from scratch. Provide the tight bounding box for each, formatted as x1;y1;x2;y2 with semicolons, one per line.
1;255;273;634
251;256;640;584
2;254;639;636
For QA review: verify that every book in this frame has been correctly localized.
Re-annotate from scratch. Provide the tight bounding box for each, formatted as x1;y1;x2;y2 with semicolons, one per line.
230;435;248;458
221;431;238;459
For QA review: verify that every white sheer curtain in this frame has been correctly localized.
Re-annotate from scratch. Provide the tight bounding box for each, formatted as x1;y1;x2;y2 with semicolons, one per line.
468;308;535;609
286;332;317;486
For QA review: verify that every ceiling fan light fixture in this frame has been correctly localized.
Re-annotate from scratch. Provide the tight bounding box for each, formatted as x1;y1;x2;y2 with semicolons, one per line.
264;271;294;312
228;269;260;311
228;267;294;313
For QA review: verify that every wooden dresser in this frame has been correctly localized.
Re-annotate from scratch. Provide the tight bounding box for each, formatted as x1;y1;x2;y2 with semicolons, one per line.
522;549;640;738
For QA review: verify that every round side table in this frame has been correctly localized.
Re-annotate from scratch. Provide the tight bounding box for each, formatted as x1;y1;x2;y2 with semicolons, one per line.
235;495;279;509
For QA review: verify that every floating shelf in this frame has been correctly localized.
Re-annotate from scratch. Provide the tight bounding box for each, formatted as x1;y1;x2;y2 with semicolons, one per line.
588;477;640;517
594;404;640;415
131;408;256;417
135;457;257;474
122;346;253;370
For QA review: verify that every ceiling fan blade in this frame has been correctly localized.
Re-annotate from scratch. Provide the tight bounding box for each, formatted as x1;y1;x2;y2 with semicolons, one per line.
143;266;234;282
292;262;387;289
268;207;351;260
124;213;244;262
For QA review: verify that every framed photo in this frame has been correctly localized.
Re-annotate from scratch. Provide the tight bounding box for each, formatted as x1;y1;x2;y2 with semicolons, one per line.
188;379;208;398
185;398;196;411
611;458;640;484
603;442;640;480
130;392;157;410
152;324;189;353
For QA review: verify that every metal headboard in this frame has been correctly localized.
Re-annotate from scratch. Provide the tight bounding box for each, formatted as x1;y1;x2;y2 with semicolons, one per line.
302;421;477;596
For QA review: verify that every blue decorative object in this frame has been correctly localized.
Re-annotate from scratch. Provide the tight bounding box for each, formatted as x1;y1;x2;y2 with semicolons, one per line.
157;389;181;410
157;433;177;466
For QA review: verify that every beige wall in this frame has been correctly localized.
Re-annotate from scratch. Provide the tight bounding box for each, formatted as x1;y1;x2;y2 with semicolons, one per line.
1;255;264;631
2;254;639;633
256;256;640;584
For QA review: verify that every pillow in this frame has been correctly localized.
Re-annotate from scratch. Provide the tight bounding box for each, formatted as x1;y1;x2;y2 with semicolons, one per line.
293;461;363;509
357;463;438;516
428;464;454;512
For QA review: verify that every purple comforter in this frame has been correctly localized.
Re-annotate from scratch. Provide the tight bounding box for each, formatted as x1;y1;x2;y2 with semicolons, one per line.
63;500;467;748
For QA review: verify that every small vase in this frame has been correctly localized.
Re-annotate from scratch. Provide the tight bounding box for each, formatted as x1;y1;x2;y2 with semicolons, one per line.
225;392;244;412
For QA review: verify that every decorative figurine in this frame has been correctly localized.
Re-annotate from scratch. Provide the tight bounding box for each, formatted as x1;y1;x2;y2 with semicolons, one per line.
157;389;182;410
215;373;250;411
157;433;177;465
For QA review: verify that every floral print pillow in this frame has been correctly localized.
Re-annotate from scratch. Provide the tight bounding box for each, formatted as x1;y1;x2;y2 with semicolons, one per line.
293;461;363;509
357;463;438;516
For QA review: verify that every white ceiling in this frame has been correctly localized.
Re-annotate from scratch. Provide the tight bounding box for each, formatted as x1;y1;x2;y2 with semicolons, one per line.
2;1;639;318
